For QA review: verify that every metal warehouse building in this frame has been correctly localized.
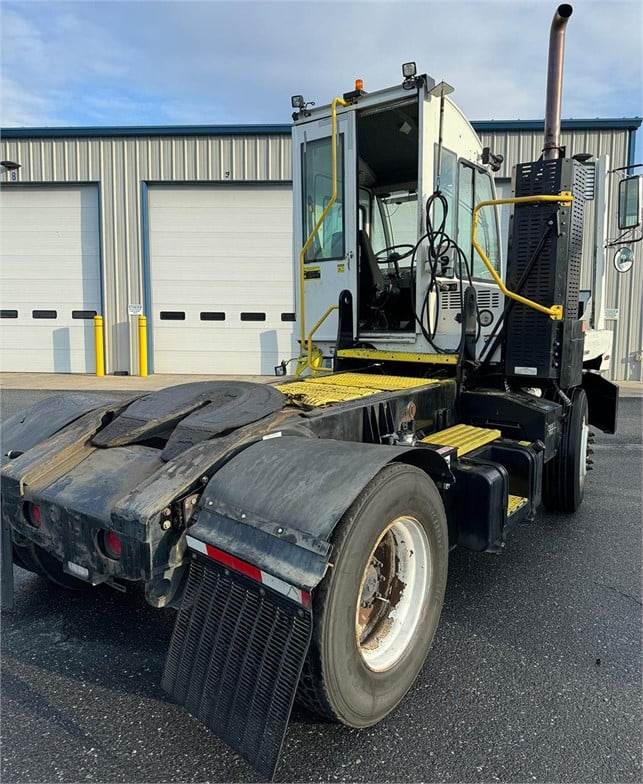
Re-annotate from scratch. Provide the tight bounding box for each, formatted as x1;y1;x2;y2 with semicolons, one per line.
0;117;640;379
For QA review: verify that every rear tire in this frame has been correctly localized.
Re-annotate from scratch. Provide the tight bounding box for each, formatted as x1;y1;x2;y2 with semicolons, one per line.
543;387;589;514
297;463;448;726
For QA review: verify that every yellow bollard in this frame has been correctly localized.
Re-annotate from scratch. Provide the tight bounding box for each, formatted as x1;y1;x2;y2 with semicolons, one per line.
138;315;148;377
93;315;105;377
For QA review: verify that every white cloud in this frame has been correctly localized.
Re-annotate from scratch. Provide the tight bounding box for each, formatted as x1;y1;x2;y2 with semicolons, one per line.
0;75;60;127
1;0;640;127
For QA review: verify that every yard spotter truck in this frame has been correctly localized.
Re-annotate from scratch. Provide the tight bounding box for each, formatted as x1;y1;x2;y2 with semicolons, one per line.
0;4;629;779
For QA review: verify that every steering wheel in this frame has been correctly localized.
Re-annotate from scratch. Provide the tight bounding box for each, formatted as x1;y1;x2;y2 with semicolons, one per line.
375;244;415;262
374;244;416;279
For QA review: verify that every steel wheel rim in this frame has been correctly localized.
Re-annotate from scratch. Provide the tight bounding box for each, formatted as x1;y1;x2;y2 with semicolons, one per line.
355;515;431;672
579;413;589;487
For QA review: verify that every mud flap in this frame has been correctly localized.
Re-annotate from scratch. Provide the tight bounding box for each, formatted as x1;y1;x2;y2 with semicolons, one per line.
582;370;618;434
162;546;312;779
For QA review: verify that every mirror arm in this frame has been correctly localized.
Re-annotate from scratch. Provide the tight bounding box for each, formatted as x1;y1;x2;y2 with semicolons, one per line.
606;231;643;248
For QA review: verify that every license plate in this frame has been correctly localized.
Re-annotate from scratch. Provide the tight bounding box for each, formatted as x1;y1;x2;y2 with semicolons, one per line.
66;561;90;580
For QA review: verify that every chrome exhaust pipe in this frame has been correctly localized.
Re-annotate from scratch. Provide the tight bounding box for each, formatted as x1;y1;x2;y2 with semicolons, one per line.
543;4;573;160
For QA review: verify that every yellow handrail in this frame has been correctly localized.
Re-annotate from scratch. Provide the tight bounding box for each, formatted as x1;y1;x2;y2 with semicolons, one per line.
297;96;349;374
471;191;573;321
306;304;338;372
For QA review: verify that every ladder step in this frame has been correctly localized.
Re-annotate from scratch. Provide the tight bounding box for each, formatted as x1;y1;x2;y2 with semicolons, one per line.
507;494;528;517
422;424;501;456
336;348;458;365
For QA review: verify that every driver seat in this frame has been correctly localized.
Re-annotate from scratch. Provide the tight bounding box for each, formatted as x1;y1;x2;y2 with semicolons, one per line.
358;229;386;305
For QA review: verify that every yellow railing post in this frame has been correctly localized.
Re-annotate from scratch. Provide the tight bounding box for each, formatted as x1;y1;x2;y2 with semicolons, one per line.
471;192;572;321
93;315;105;377
138;315;148;377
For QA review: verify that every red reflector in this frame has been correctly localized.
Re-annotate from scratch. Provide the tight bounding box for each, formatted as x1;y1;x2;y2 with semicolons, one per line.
204;544;262;582
26;503;42;527
100;529;122;560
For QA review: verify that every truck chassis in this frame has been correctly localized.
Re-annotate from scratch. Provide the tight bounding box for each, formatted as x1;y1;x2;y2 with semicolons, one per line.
0;367;616;776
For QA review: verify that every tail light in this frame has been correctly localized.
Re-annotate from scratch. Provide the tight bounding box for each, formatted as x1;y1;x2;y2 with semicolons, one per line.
98;529;123;560
24;502;42;527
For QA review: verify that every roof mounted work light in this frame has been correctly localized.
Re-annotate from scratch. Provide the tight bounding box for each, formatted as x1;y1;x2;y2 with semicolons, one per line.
402;62;417;78
291;95;315;121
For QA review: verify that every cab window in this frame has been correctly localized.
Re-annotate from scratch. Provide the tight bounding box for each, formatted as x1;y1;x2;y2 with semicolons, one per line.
475;170;501;278
457;163;474;270
433;145;457;237
457;161;500;279
301;136;345;261
370;194;388;253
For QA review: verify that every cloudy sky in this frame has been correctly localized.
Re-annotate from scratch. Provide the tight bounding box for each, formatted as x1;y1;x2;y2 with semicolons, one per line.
1;0;641;129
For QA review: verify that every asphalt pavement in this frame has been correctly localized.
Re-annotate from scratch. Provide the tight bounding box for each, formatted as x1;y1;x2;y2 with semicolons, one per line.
1;389;641;783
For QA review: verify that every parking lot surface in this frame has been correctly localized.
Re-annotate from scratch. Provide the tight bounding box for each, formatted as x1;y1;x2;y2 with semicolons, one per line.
1;389;641;783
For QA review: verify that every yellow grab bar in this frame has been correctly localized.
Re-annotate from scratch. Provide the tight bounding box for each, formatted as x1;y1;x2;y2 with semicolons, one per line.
297;96;349;373
471;191;572;320
304;304;338;374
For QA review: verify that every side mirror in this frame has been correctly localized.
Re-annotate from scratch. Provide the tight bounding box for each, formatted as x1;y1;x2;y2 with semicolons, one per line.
617;175;642;230
613;246;634;274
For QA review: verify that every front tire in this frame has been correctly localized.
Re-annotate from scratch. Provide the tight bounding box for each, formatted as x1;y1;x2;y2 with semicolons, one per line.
543;387;589;513
297;463;448;726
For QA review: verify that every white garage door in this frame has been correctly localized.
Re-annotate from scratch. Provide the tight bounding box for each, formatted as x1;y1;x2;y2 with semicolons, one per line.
0;185;101;373
147;184;294;375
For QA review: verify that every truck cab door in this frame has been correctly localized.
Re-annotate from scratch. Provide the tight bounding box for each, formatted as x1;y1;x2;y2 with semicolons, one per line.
292;111;358;347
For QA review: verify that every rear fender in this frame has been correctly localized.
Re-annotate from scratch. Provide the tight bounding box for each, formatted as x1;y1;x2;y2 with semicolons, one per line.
188;434;454;590
167;434;453;777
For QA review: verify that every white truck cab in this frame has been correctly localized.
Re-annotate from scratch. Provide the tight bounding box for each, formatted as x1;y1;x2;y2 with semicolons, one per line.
291;73;505;368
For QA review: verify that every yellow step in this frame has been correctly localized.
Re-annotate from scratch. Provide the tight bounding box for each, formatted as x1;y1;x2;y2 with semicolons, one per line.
336;348;458;365
421;423;501;456
507;494;528;516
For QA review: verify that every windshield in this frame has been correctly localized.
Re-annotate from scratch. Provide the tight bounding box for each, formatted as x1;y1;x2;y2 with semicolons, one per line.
374;192;418;265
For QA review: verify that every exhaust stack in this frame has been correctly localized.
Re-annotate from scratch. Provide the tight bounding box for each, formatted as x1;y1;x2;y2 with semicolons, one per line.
543;4;573;160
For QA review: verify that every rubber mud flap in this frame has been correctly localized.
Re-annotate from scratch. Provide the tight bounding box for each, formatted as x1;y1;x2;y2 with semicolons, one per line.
162;553;312;779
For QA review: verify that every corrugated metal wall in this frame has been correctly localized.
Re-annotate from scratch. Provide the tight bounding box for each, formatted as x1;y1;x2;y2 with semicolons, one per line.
0;134;291;373
1;127;640;379
478;128;642;381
